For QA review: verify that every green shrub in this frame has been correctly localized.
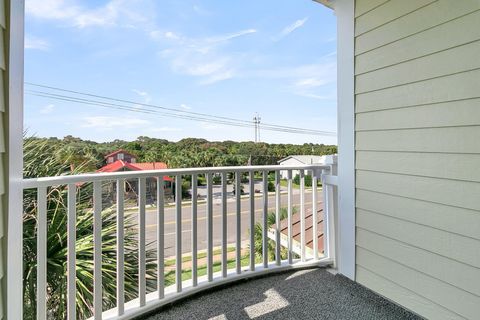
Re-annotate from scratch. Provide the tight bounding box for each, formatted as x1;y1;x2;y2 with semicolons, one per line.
232;183;245;195
212;175;222;185
267;181;275;192
293;173;313;187
197;175;206;186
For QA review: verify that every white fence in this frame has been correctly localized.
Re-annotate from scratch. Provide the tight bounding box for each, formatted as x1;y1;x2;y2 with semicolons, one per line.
21;164;337;320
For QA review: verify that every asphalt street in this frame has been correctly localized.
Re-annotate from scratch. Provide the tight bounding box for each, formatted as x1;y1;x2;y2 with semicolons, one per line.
141;190;323;257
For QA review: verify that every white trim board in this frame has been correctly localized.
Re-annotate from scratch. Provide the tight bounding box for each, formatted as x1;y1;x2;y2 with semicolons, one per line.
7;0;25;319
333;0;356;280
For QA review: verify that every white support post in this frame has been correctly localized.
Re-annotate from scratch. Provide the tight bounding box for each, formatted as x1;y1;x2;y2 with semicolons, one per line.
67;184;77;320
221;172;228;277
249;171;255;271
116;180;125;314
175;175;182;292
300;170;306;262
206;173;213;281
335;0;356;280
7;1;25;319
138;178;147;305
324;157;338;267
262;171;268;268
157;176;165;297
191;175;198;286
275;171;281;266
287;170;293;264
321;169;330;260
37;187;47;320
312;170;319;261
93;181;103;319
235;171;242;274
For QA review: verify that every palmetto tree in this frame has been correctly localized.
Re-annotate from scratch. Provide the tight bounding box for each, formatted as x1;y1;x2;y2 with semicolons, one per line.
252;207;297;262
23;137;156;319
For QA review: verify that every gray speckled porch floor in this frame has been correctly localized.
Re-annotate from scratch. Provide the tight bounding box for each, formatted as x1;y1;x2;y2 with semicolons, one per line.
141;268;421;320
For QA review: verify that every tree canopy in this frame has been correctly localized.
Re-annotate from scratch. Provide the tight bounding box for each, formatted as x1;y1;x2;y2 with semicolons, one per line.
27;136;337;172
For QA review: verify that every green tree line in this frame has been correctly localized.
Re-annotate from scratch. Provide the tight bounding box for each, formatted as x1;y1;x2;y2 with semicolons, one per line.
28;135;337;171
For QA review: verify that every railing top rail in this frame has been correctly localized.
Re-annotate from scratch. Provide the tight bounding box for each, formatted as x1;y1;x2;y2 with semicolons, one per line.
22;164;332;189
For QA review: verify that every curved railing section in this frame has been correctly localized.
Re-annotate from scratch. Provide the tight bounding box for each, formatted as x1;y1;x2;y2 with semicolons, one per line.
22;164;338;320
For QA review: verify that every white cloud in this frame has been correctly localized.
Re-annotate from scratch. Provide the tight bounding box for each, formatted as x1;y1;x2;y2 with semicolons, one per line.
132;89;152;104
25;0;155;29
25;35;50;50
82;116;150;129
207;29;257;43
152;28;256;85
40;104;55;114
273;17;308;41
295;92;337;100
180;104;191;110
294;78;328;88
289;62;336;100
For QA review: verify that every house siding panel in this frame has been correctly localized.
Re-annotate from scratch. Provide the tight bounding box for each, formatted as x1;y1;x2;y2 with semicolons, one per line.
356;98;480;131
354;0;480;318
356;151;480;183
355;0;480;56
356;266;464;320
357;189;480;240
356;5;480;74
354;0;388;18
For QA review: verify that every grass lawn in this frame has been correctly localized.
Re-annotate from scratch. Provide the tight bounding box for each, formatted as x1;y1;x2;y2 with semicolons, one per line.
163;252;264;287
164;247;236;267
279;179;322;190
279;180;300;189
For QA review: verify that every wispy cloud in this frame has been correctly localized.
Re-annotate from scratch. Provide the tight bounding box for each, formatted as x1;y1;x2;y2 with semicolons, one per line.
25;35;50;50
273;17;308;41
152;28;257;85
82;116;150;129
40;104;55;114
132;89;152;104
180;104;191;110
207;29;257;43
294;78;328;88
289;61;336;100
26;0;155;29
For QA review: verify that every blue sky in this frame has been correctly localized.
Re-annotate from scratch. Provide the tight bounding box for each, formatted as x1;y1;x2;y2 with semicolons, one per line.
24;0;337;144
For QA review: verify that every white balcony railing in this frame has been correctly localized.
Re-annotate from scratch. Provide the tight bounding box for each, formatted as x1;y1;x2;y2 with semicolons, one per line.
21;164;337;320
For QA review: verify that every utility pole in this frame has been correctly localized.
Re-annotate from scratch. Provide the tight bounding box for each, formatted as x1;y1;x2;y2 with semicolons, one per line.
253;114;257;142
253;113;261;143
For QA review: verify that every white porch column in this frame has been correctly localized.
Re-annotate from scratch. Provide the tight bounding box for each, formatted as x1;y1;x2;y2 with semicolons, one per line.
334;0;355;280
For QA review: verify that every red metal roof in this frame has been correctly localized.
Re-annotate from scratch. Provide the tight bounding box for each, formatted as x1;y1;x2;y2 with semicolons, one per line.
131;162;168;170
97;160;138;172
97;160;172;181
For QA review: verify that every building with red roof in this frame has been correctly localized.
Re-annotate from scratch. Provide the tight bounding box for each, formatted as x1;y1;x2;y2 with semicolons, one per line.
104;150;138;164
97;151;173;201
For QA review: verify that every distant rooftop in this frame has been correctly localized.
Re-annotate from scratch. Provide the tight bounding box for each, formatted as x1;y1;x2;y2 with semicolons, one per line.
278;155;326;164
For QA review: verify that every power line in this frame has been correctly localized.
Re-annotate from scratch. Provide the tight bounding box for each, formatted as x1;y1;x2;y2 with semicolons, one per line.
24;83;337;137
25;82;337;134
26;90;335;136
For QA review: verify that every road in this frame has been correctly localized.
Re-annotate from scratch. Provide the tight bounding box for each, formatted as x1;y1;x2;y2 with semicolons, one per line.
142;191;323;258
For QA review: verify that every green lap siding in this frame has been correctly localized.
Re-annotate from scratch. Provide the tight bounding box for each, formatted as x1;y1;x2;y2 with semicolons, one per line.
354;0;480;319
